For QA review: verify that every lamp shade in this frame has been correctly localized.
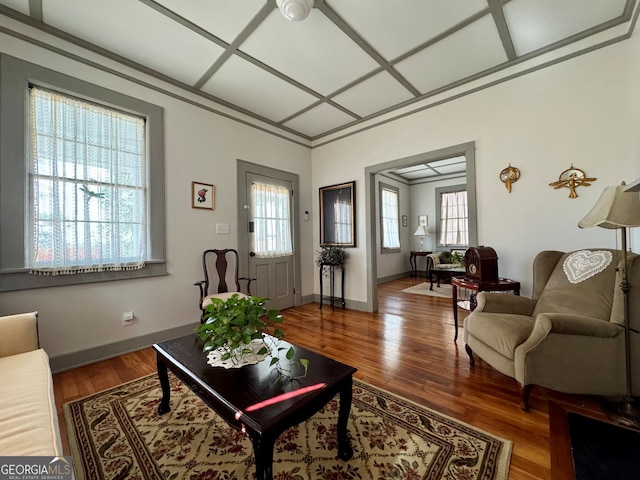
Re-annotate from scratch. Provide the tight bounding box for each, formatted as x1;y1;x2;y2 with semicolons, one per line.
413;226;428;236
578;182;640;230
276;0;314;21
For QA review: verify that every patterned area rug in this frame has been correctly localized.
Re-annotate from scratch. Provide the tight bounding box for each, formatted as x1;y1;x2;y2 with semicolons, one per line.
402;282;453;298
64;373;511;480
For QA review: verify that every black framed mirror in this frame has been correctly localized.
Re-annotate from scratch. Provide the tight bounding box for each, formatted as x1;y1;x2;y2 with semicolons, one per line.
319;181;356;247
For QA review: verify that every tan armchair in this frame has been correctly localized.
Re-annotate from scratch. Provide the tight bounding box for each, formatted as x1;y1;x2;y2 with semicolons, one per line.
464;249;640;410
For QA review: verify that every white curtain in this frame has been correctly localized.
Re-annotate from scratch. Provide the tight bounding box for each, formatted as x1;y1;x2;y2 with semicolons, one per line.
251;183;292;257
381;188;400;249
440;191;468;246
29;87;147;275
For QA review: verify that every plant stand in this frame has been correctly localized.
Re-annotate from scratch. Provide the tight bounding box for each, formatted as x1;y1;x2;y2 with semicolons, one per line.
319;263;345;312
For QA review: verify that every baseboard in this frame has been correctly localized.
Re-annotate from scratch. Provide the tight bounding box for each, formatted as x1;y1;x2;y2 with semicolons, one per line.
377;272;411;284
312;294;368;312
49;322;199;373
299;294;315;305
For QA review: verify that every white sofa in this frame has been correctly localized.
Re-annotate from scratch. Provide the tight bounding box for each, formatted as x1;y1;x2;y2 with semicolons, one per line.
0;312;63;455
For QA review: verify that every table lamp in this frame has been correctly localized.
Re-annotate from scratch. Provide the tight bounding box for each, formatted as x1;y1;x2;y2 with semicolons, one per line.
413;225;429;251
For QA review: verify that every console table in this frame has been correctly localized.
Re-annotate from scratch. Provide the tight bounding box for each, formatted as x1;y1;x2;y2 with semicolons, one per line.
451;276;521;342
319;263;345;311
409;251;432;277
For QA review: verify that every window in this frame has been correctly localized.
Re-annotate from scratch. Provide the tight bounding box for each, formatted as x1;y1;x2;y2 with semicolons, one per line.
0;54;165;291
380;183;400;251
439;189;468;247
29;87;147;274
251;182;292;257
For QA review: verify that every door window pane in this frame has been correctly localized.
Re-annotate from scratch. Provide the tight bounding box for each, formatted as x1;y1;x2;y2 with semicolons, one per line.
251;183;292;257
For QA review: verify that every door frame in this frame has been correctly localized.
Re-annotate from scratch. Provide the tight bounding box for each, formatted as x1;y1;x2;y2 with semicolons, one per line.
237;159;302;306
364;141;477;312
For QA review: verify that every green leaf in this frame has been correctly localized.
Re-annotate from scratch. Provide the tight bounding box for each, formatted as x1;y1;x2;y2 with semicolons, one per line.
285;346;295;360
270;357;279;367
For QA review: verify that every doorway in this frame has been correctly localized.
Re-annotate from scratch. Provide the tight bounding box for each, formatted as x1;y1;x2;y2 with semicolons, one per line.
364;142;478;312
237;160;301;310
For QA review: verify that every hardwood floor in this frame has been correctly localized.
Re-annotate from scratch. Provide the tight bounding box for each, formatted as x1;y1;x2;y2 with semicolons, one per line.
53;276;605;479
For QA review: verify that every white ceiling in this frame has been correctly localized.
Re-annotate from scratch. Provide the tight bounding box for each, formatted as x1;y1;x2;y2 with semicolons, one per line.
389;155;467;183
0;0;635;141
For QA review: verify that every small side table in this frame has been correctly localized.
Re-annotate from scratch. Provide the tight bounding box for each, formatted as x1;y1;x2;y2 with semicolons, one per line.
319;263;345;311
451;276;520;342
409;251;432;277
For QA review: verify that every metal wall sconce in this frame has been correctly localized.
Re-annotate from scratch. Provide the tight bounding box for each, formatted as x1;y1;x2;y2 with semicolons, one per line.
549;164;596;199
499;164;520;193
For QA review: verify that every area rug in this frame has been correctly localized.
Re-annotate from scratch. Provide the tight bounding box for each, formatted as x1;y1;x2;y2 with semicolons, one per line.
402;282;453;298
568;412;640;480
64;373;511;480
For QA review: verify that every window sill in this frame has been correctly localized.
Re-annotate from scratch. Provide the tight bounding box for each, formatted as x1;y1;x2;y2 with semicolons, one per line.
0;261;167;292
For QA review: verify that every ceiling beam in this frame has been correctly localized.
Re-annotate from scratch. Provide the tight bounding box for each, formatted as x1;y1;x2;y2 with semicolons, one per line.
138;0;359;124
192;1;274;90
488;0;517;61
28;0;42;22
317;0;421;98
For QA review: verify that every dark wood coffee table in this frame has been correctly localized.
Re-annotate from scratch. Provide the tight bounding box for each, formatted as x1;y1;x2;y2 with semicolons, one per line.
153;334;357;480
429;265;465;290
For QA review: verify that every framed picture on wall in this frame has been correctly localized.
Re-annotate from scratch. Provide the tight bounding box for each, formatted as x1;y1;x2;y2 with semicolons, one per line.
319;181;356;247
192;181;214;209
418;215;428;226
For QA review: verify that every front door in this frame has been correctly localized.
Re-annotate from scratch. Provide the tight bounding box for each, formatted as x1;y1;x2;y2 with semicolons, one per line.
246;172;295;310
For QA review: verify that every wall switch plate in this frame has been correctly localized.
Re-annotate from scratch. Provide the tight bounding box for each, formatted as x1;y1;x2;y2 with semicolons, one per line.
122;311;134;326
216;223;230;234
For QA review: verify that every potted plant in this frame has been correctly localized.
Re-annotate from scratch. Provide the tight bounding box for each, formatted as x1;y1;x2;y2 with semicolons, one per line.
316;246;349;267
451;251;465;265
194;294;308;381
439;251;465;266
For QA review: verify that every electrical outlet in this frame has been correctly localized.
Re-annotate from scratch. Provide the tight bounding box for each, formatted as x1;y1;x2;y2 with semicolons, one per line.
122;311;134;326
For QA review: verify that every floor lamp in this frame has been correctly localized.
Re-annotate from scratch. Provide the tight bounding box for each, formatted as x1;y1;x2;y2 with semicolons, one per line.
578;181;640;428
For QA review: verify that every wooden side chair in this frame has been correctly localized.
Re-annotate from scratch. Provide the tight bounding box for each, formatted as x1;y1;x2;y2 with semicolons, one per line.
194;249;255;322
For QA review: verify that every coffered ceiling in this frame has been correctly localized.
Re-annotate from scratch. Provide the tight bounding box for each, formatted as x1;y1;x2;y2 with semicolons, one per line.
0;0;636;142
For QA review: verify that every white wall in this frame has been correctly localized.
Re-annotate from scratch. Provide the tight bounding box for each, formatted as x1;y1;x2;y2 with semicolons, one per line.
312;38;637;301
0;24;313;361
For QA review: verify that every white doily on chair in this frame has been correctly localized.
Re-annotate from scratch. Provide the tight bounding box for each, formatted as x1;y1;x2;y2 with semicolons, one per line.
206;339;270;369
563;250;612;284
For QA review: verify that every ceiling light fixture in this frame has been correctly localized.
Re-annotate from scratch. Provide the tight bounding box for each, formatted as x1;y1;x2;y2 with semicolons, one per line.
276;0;314;22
